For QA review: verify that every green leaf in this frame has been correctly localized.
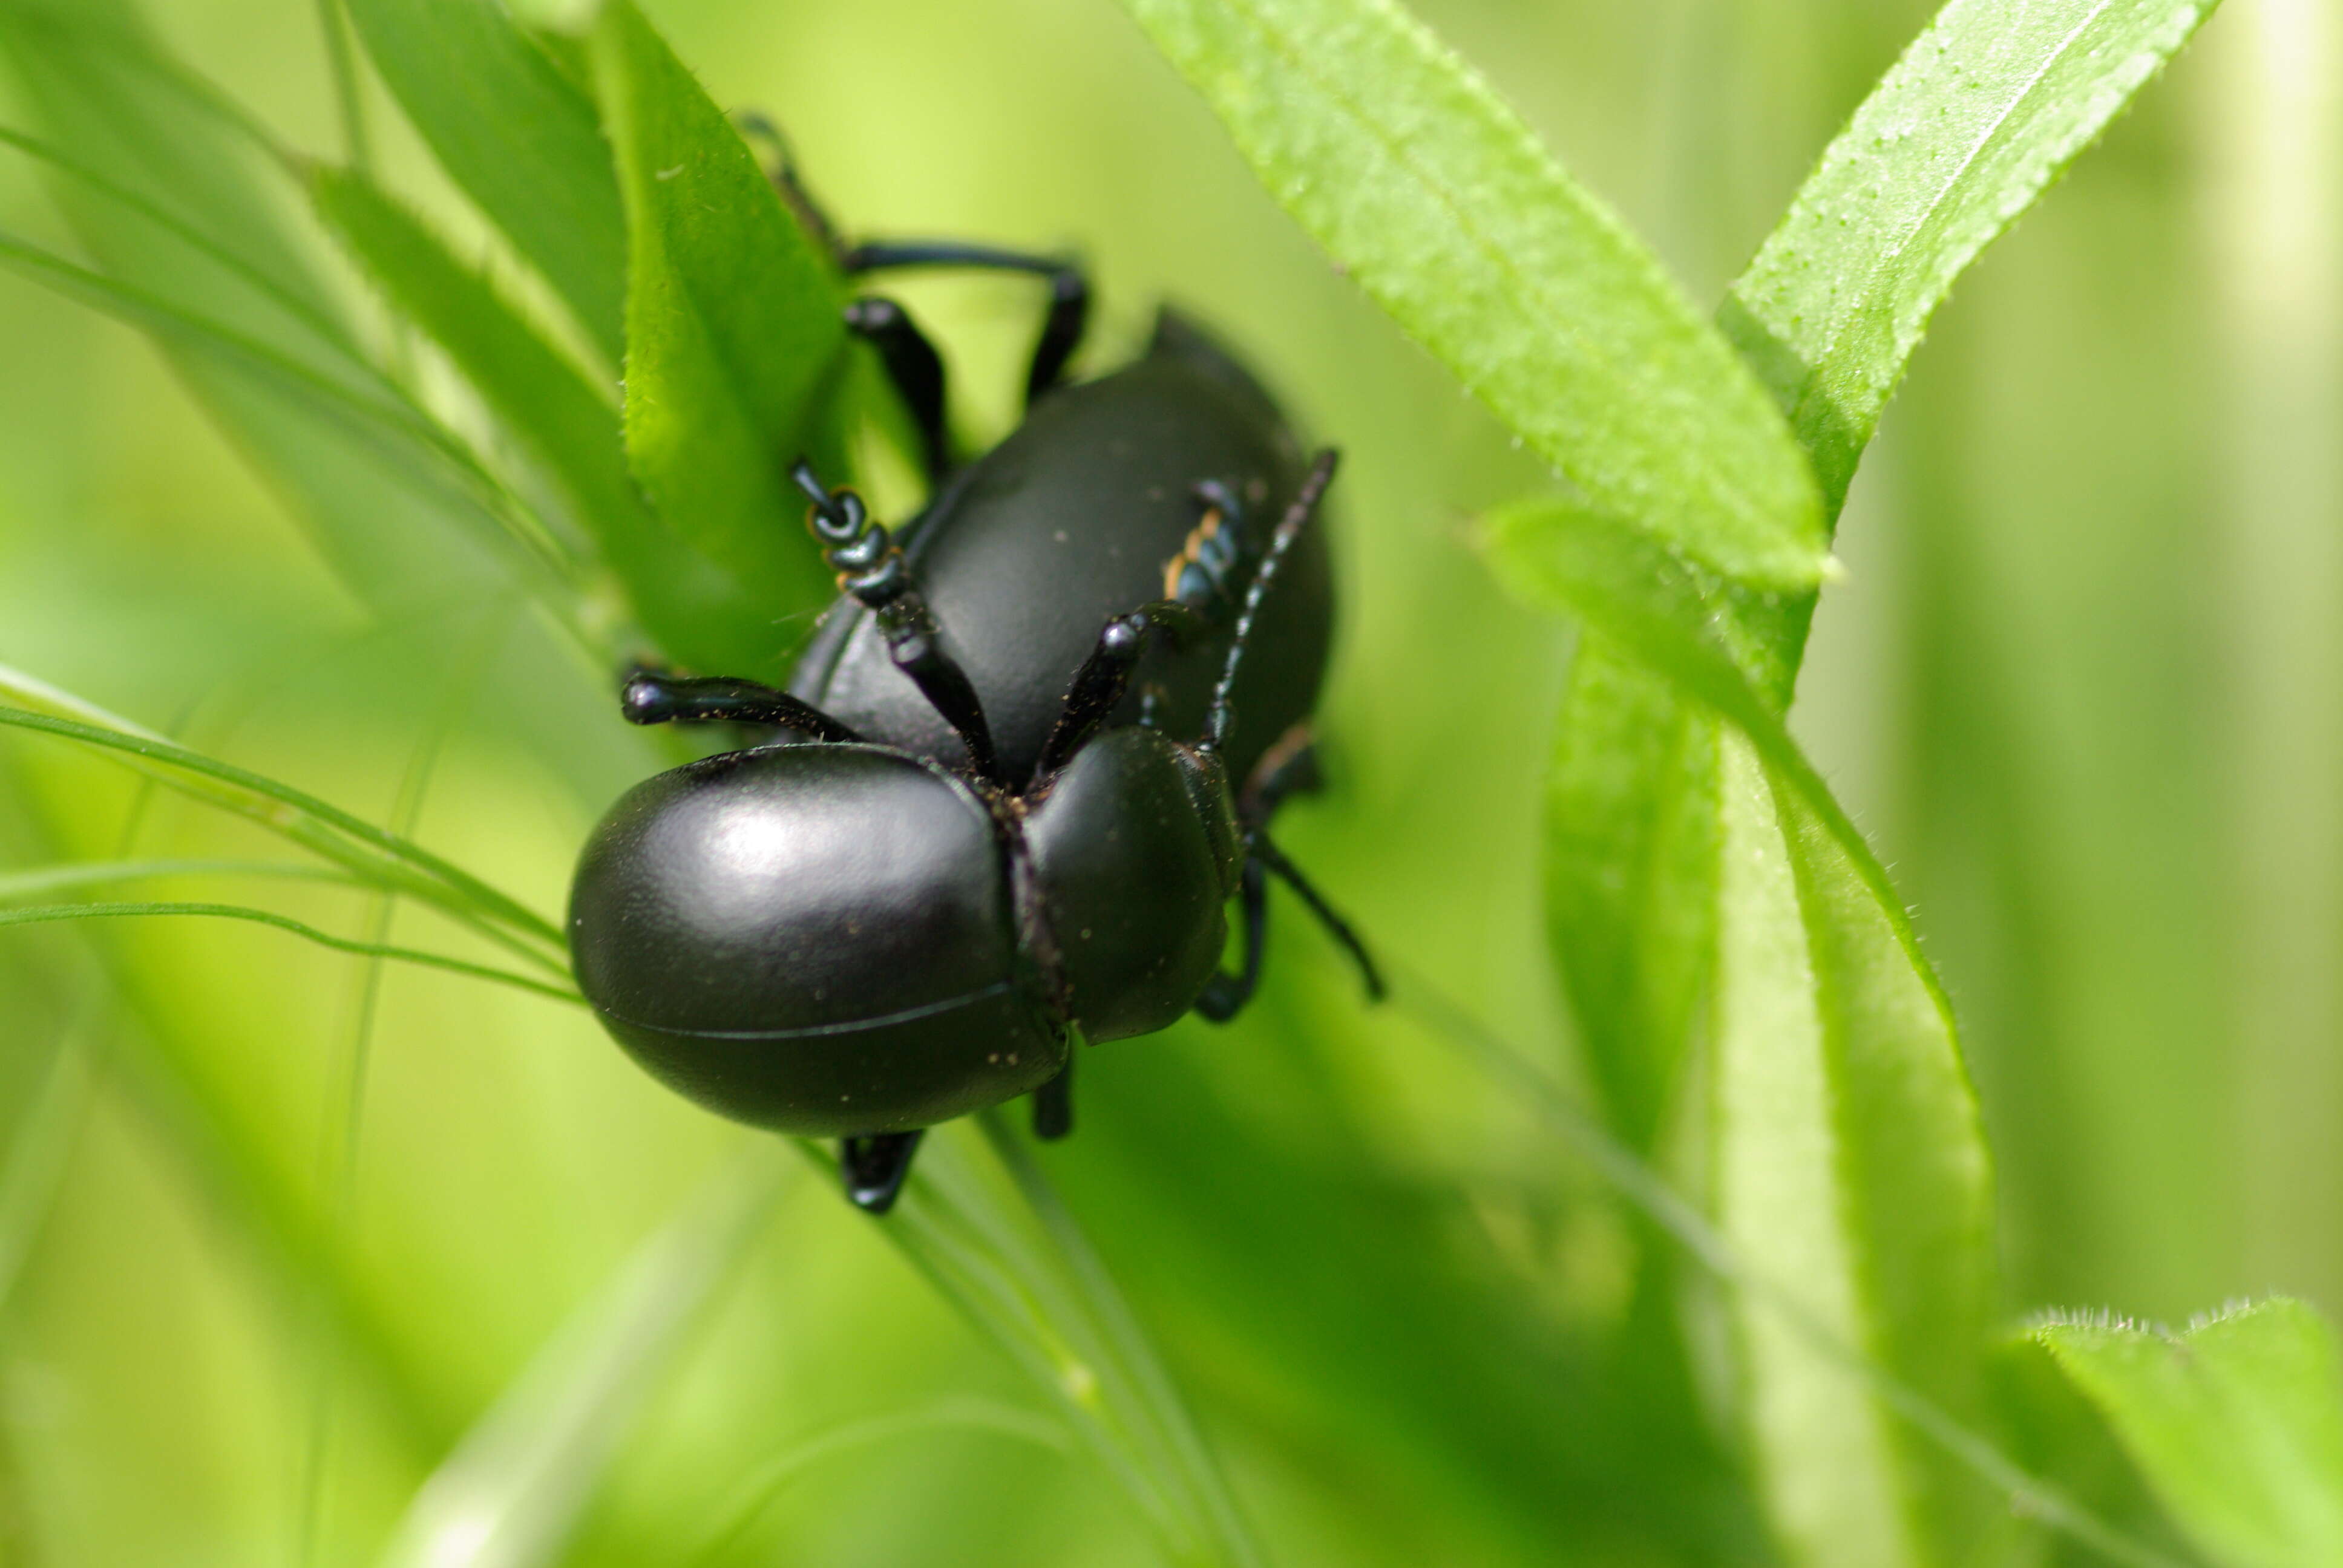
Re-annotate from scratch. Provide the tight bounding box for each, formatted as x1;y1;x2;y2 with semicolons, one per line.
340;0;627;362
1722;0;2220;518
1709;733;1999;1568
309;166;801;676
2037;1301;2343;1568
1491;500;2002;1564
589;0;850;659
1112;0;1826;592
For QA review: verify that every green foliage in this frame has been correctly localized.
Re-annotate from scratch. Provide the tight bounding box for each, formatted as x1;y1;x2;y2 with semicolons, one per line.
1110;0;1828;593
2037;1302;2343;1568
0;0;2292;1563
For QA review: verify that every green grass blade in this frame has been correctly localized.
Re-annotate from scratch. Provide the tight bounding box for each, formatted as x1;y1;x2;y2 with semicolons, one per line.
340;0;626;362
0;904;581;1004
806;1118;1267;1568
2036;1300;2343;1568
1111;0;1825;591
308;165;795;678
0;859;367;901
378;1147;788;1568
0;669;566;965
680;1399;1070;1567
588;0;850;660
1722;0;2220;518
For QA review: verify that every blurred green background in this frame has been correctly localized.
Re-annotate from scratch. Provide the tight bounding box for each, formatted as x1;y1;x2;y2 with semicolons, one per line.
0;0;2327;1562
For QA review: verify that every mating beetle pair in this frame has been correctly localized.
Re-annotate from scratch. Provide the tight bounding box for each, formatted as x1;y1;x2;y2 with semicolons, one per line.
569;198;1380;1213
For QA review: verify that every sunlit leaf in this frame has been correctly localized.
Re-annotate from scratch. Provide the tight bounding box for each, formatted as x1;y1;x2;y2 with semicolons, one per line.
1709;733;1999;1568
588;0;850;668
2036;1300;2343;1568
1722;0;2220;517
1112;0;1826;592
340;0;627;362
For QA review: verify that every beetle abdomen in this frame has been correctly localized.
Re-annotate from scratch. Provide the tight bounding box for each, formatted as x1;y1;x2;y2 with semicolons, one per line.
569;745;1064;1134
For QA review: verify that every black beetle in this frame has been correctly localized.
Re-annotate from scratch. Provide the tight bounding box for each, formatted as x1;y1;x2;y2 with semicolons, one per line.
570;222;1379;1213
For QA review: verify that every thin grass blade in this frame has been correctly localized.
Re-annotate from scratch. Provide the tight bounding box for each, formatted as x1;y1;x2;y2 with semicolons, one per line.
0;667;566;967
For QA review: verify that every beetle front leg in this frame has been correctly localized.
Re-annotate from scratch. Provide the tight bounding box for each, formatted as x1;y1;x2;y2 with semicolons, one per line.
1194;855;1268;1022
619;670;862;743
793;461;1006;785
842;1130;924;1214
1035;600;1208;775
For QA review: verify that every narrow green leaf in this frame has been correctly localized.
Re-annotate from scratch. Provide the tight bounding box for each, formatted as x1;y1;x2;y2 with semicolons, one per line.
589;0;849;656
2037;1300;2343;1568
309;166;795;676
0;668;566;968
1710;733;1999;1568
1722;0;2220;517
1113;0;1826;591
1536;639;1722;1152
379;1148;788;1568
340;0;627;362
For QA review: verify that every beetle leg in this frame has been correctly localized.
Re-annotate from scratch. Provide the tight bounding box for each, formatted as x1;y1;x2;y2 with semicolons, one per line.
1203;450;1339;756
1031;1056;1073;1140
844;296;950;482
1194;854;1270;1022
841;1130;925;1214
840;240;1089;405
1237;724;1323;829
618;670;862;743
793;461;1006;785
1035;600;1208;776
1251;831;1384;1002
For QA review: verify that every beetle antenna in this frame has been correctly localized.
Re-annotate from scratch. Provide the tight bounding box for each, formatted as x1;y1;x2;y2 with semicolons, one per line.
792;458;1006;785
1204;449;1338;756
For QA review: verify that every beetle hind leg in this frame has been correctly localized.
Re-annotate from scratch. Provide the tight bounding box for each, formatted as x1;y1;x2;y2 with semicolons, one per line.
844;296;951;483
841;1130;925;1214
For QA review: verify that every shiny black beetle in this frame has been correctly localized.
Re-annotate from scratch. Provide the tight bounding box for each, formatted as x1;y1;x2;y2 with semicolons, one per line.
569;227;1380;1213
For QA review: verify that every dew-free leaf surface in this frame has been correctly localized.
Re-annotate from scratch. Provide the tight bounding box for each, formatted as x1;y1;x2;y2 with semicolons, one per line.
1111;0;1826;592
2037;1300;2343;1568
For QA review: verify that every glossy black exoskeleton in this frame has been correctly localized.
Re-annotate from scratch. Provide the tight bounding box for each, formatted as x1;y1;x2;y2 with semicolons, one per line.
569;186;1378;1214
